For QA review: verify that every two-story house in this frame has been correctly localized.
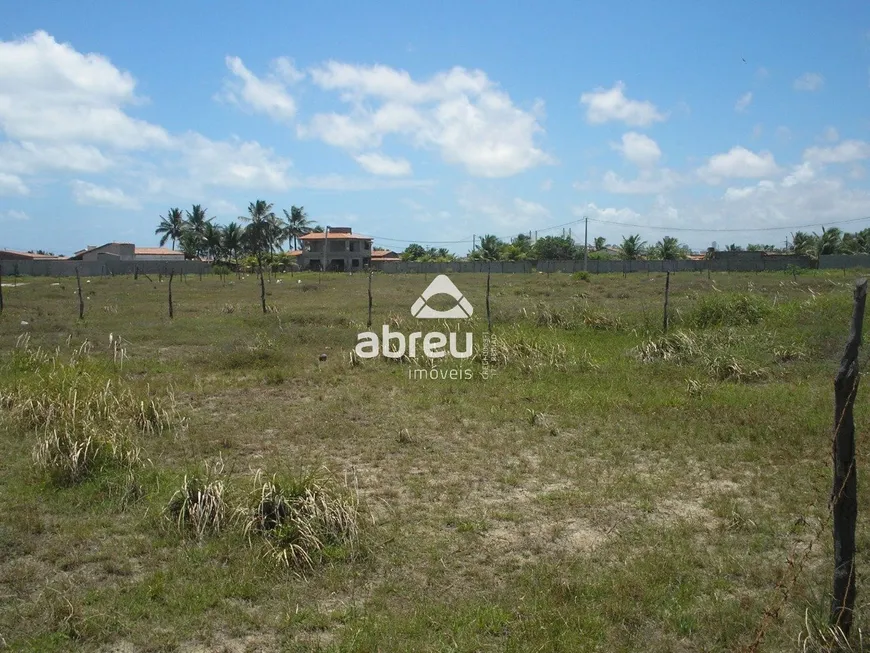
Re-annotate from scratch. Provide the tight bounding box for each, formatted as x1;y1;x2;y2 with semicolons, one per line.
299;228;373;271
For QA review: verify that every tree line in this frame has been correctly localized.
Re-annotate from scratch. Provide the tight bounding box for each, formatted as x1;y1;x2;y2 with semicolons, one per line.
154;201;318;267
400;233;691;262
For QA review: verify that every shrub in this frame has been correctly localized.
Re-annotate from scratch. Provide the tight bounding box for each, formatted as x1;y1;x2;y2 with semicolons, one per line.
572;271;591;282
686;293;771;329
244;470;362;570
212;264;231;277
166;458;229;538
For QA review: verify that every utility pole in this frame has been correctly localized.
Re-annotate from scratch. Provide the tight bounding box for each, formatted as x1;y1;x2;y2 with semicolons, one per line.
320;225;329;281
472;234;476;253
583;216;588;272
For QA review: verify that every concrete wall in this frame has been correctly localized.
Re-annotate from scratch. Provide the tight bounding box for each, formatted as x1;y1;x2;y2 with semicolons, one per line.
819;254;870;269
0;259;212;277
372;255;818;274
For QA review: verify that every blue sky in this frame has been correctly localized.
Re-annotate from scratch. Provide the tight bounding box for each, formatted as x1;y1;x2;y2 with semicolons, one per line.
1;0;870;255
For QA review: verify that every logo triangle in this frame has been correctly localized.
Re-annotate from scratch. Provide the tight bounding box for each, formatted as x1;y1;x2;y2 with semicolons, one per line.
410;274;474;319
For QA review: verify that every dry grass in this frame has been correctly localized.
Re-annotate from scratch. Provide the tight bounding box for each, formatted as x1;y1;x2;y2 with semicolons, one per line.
165;457;230;538
243;469;363;571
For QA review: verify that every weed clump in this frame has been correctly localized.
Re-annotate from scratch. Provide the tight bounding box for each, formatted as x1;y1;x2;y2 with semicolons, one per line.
244;470;362;570
166;458;229;538
1;339;183;484
686;293;771;329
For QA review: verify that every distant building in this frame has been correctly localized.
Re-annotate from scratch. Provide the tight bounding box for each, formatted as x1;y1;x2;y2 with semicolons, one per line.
133;246;185;261
371;249;401;263
0;249;64;261
68;243;185;261
69;243;135;261
299;228;373;271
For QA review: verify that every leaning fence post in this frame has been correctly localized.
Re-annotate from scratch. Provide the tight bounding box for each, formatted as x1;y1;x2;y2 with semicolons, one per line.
75;267;84;320
486;260;492;333
831;277;867;637
367;269;373;328
168;270;174;319
663;271;671;333
259;264;267;314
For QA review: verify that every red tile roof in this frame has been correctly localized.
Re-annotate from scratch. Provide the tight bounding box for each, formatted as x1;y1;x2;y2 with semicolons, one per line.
299;231;372;241
134;247;183;256
0;249;64;260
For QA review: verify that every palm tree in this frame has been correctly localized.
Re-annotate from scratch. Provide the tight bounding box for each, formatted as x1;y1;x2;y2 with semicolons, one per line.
816;226;843;256
240;200;276;267
186;204;211;237
203;222;223;262
477;234;504;261
155;208;186;250
791;231;816;256
222;222;243;269
284;206;312;251
179;231;201;260
652;236;685;260
618;234;647;260
594;236;606;251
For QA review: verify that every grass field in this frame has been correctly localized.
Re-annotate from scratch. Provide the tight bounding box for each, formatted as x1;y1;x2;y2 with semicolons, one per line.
0;268;868;652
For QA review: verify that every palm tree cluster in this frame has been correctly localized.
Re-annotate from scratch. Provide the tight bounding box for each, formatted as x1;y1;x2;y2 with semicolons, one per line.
790;227;870;259
155;202;314;267
400;244;456;262
423;232;691;261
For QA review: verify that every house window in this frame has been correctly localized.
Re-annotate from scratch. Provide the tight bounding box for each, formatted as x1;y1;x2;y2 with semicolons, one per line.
352;259;360;268
349;241;357;252
364;241;371;250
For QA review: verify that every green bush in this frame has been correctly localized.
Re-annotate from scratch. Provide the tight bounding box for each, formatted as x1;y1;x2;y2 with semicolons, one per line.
572;271;591;282
686;293;771;329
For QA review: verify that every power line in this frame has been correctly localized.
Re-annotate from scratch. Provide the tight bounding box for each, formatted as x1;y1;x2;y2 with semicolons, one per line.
587;215;870;233
361;215;870;249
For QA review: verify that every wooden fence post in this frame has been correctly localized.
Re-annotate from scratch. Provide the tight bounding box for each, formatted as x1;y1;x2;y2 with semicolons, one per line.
0;264;4;314
367;270;373;328
168;270;174;319
259;264;267;314
663;271;670;334
486;261;492;333
831;277;867;636
75;267;84;320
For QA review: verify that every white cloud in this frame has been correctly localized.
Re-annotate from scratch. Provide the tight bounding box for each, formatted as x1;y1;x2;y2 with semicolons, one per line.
219;55;299;121
149;133;295;195
457;187;551;231
599;168;681;194
612;132;661;168
0;209;29;221
697;146;780;183
794;72;824;91
0;172;29;195
300;174;434;191
71;180;140;209
353;152;413;176
803;140;870;165
0;141;113;174
735;92;753;112
820;126;839;143
0;31;171;149
579;81;666;127
301;63;552;177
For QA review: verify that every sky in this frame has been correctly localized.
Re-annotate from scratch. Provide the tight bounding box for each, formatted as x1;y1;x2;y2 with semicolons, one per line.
1;0;870;255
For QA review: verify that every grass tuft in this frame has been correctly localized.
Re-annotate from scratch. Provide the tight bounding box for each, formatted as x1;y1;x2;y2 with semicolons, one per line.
243;469;362;571
165;458;230;538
